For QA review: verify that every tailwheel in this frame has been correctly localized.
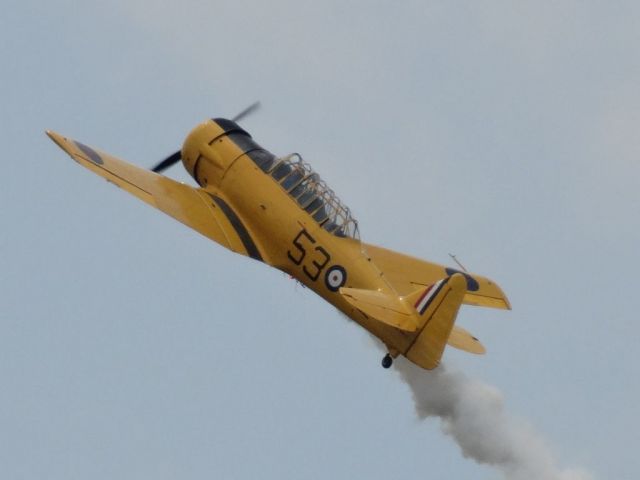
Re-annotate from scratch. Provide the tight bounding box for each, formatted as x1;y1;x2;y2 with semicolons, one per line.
381;353;393;369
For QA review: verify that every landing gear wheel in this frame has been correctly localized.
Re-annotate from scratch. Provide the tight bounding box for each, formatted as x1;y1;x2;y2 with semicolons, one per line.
381;354;393;369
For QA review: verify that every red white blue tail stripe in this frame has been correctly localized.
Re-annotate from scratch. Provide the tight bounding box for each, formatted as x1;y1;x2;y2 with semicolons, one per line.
414;278;448;315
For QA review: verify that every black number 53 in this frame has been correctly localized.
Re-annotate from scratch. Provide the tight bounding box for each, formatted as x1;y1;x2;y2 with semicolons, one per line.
287;229;331;281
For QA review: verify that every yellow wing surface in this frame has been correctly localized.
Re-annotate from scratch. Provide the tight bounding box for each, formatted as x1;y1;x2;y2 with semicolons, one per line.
363;243;511;310
447;325;486;354
46;131;265;263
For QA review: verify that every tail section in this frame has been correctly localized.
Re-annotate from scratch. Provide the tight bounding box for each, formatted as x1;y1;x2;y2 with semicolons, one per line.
340;273;481;369
340;287;417;331
404;273;467;369
403;278;449;317
362;242;511;310
448;325;485;354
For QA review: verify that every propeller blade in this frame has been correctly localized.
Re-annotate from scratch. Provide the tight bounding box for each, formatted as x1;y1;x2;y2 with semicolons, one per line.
151;150;181;173
232;101;261;123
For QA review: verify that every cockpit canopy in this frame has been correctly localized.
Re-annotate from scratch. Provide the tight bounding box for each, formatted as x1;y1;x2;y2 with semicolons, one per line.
258;159;360;240
269;153;359;239
224;130;359;239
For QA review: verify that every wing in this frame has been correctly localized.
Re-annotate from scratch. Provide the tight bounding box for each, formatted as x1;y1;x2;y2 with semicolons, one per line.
47;131;265;263
363;242;510;310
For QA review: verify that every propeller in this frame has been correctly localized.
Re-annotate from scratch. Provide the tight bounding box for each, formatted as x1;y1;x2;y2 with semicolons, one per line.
230;101;261;123
151;101;261;174
150;150;181;174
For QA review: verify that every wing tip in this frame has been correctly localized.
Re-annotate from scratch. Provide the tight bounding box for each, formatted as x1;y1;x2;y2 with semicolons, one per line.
46;130;65;148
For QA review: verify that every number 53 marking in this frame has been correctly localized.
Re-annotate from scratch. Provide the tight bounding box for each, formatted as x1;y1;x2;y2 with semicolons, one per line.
287;229;331;281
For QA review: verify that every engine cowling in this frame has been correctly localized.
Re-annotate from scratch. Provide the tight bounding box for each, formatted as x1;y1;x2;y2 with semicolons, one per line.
181;118;252;188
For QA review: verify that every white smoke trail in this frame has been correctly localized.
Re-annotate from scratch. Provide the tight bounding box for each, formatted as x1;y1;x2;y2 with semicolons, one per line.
394;357;593;480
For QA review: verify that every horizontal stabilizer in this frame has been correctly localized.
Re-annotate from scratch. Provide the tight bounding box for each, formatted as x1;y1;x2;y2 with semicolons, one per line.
448;326;485;354
362;243;511;310
340;288;417;332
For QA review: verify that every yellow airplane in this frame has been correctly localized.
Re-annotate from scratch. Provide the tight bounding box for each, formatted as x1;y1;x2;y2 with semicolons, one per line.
47;108;510;370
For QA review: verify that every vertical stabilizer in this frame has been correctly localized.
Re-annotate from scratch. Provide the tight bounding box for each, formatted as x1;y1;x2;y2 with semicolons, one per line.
404;274;467;369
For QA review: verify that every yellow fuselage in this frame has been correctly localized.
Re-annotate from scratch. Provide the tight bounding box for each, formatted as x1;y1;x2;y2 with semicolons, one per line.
183;119;411;353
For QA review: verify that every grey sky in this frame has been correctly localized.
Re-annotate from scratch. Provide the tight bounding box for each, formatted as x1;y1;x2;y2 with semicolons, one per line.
2;1;639;478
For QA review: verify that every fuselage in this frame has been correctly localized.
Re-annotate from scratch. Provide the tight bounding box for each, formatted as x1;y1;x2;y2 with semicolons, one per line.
181;118;413;353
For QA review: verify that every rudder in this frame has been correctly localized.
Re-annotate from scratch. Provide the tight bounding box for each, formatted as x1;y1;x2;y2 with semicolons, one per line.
404;273;467;369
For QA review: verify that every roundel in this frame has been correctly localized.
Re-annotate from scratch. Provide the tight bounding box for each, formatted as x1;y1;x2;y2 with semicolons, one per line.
325;265;347;292
74;141;104;165
445;268;480;291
